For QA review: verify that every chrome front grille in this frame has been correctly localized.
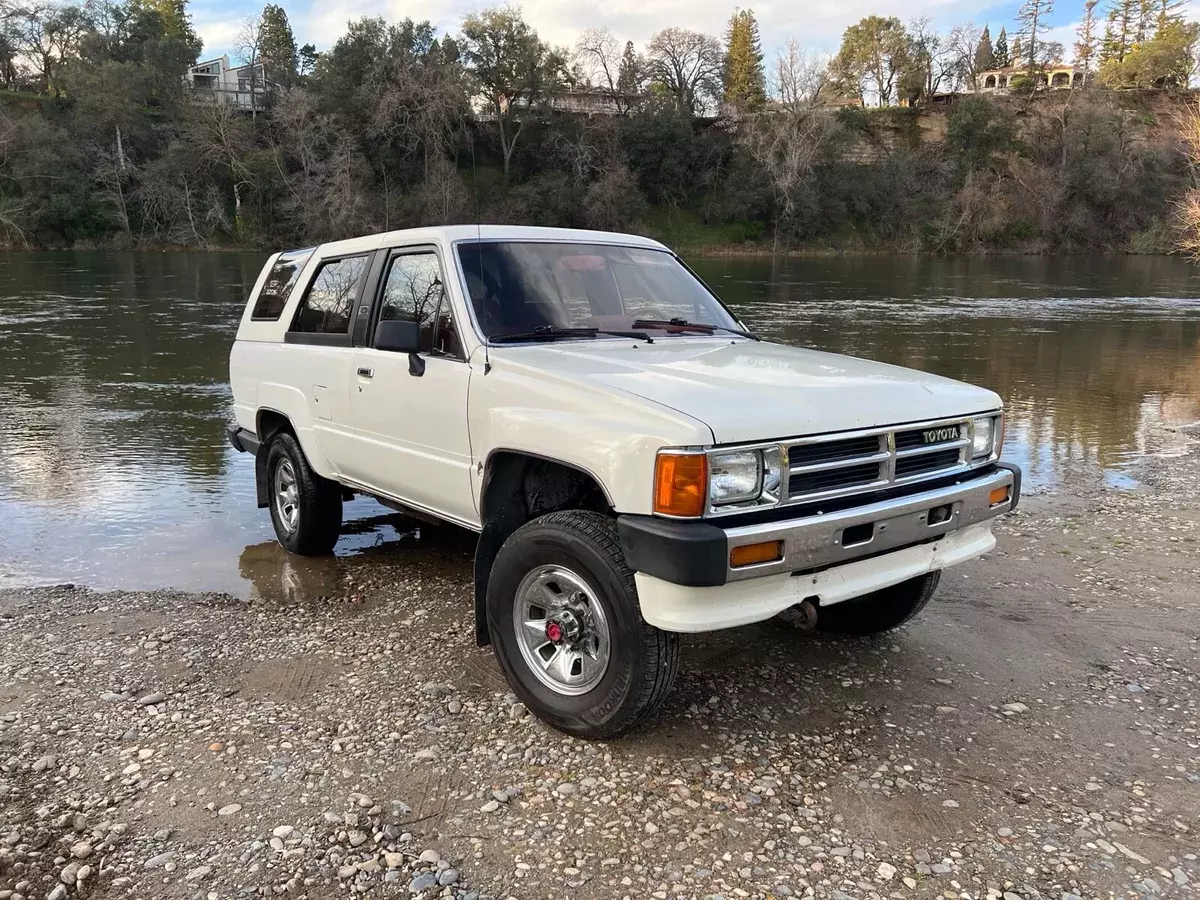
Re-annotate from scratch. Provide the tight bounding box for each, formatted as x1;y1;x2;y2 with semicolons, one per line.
786;418;972;503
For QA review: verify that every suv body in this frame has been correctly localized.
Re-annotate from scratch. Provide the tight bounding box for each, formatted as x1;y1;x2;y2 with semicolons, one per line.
229;225;1020;737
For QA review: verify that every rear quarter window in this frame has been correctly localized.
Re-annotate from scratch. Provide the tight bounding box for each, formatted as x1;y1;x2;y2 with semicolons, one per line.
251;249;314;320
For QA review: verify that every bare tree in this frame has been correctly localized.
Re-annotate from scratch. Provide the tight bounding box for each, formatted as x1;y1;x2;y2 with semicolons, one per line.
646;27;722;116
574;26;637;114
771;40;828;110
415;152;468;225
906;16;955;100
740;85;835;248
234;15;264;116
183;101;256;232
946;23;985;92
0;109;30;246
368;50;467;180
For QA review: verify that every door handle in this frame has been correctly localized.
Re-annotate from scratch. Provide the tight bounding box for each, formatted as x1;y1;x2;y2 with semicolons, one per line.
357;367;374;378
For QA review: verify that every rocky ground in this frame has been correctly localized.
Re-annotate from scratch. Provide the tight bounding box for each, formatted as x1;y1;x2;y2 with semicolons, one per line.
2;434;1198;900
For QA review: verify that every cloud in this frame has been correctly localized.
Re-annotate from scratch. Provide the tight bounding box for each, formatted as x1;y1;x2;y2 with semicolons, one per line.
195;0;1016;59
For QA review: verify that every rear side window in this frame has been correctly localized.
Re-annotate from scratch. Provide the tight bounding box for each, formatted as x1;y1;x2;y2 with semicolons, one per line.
290;255;369;334
251;249;313;320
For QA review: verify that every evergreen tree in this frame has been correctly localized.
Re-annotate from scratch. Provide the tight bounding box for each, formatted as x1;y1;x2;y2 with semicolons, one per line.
1011;36;1023;63
1101;0;1136;63
1136;0;1156;42
1155;0;1187;28
994;26;1010;65
259;4;298;88
975;25;996;72
617;40;641;96
134;0;201;64
1015;0;1054;73
1075;0;1100;74
722;9;766;109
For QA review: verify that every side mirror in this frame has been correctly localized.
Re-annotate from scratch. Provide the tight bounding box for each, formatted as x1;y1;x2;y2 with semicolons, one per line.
374;319;421;353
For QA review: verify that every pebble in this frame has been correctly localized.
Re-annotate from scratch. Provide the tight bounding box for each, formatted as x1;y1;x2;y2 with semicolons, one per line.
409;873;438;893
144;852;176;869
185;865;212;882
217;803;242;816
942;799;960;808
555;782;578;795
70;841;93;859
480;800;500;813
31;754;56;772
877;862;896;880
418;849;441;865
137;691;167;706
272;825;294;839
437;869;459;886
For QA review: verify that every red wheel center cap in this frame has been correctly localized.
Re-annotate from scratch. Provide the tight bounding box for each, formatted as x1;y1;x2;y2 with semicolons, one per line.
545;620;564;643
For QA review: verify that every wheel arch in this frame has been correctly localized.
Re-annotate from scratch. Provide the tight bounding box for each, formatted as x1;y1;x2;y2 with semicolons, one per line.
473;450;614;646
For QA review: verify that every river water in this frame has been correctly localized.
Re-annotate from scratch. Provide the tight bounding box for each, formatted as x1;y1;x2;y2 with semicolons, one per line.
2;251;1198;597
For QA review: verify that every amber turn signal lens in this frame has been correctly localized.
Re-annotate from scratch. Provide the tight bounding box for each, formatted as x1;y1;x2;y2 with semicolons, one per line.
654;453;707;517
989;486;1010;505
730;540;783;568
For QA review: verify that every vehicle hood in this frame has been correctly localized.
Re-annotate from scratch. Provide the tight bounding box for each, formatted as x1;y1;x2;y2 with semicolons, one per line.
493;339;1002;444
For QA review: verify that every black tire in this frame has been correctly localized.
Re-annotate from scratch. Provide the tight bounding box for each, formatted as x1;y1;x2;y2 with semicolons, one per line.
809;572;941;635
265;431;342;556
486;511;680;740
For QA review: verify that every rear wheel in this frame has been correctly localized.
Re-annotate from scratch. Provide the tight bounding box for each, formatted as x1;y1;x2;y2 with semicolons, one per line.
486;511;679;740
266;432;342;556
804;572;941;635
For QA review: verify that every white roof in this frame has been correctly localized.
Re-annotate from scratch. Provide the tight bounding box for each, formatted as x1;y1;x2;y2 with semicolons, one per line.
310;225;670;259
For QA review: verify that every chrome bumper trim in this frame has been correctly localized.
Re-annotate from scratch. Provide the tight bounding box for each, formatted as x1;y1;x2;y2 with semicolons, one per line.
723;468;1015;583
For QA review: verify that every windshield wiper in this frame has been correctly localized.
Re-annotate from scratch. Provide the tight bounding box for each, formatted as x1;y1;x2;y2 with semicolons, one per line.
632;318;760;341
490;324;654;344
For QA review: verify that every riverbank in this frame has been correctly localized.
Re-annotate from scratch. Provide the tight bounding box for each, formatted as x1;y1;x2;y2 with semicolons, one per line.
2;428;1198;900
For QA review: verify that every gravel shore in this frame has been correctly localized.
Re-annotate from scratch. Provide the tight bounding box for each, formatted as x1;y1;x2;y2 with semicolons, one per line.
2;433;1198;900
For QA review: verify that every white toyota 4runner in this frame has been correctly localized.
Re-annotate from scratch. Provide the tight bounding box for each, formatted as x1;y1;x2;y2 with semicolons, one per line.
229;226;1021;739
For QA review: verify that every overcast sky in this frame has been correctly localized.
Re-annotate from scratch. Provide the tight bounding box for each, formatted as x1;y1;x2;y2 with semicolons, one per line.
191;0;1197;69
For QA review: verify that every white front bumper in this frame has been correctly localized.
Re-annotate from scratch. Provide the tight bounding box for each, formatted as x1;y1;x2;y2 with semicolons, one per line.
635;520;996;633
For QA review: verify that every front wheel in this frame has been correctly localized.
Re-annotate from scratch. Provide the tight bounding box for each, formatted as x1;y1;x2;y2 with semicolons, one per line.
486;511;680;740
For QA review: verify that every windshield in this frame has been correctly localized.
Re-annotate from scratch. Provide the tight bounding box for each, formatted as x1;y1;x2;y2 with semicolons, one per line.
455;241;742;340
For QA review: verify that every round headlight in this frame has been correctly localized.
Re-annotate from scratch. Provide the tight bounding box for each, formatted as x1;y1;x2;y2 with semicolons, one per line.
709;450;761;506
972;416;995;458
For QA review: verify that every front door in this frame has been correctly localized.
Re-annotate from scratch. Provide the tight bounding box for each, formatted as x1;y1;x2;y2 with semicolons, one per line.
341;248;476;526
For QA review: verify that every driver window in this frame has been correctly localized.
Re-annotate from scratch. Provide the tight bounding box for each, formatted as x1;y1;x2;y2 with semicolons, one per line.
379;252;442;354
378;251;464;360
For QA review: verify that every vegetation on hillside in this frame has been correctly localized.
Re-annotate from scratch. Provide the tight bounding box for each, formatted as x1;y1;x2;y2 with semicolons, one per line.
0;0;1196;252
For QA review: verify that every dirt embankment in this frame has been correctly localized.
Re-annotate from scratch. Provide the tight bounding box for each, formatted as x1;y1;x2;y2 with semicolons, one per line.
1;430;1198;900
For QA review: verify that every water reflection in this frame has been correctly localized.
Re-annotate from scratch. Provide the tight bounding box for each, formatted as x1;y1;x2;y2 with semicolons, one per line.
695;255;1200;489
1;251;1198;594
